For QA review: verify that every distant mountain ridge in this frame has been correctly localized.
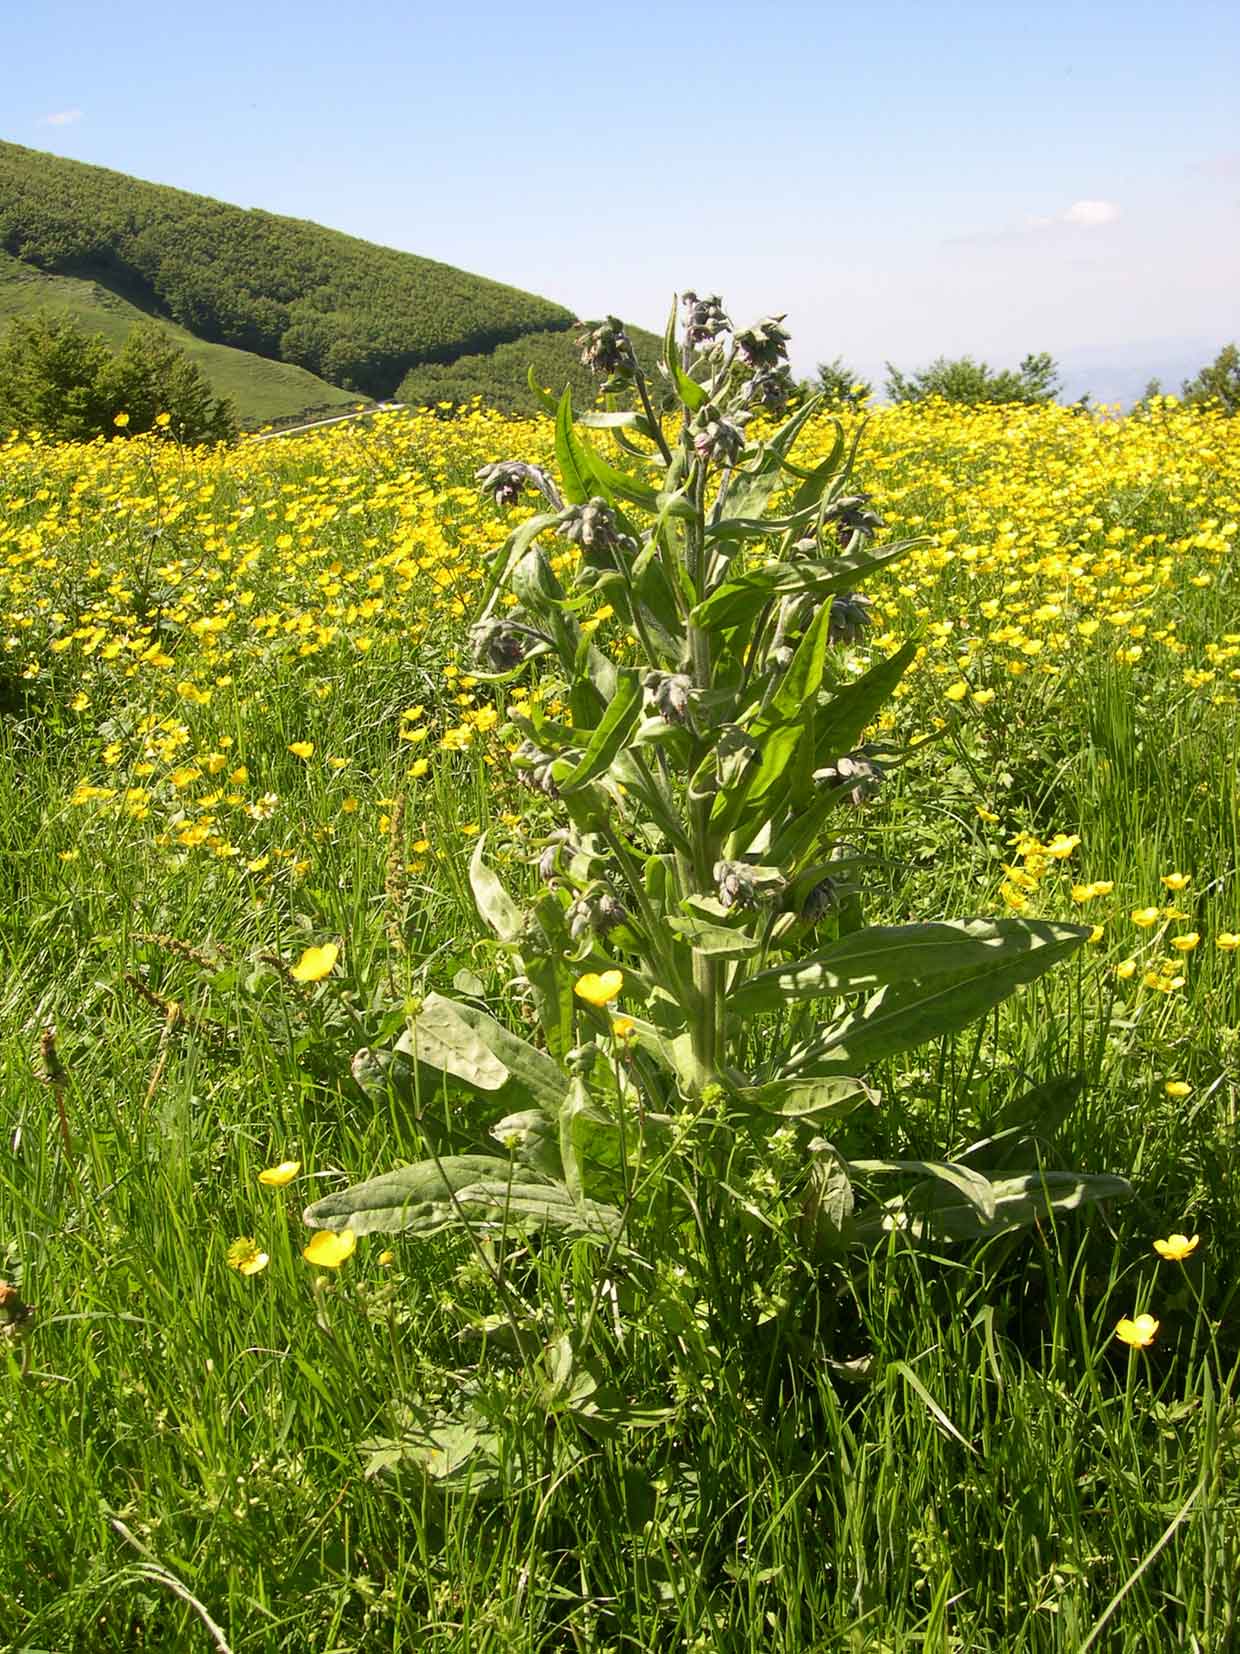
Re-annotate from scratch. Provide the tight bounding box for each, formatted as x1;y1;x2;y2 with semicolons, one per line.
0;140;584;419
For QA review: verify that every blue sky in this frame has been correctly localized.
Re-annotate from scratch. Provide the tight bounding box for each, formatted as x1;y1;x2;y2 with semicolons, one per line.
5;0;1238;398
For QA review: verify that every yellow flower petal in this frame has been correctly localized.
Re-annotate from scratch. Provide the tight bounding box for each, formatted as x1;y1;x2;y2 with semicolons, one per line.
302;1229;357;1268
226;1237;269;1276
1153;1233;1199;1261
1114;1313;1159;1348
574;969;624;1007
258;1159;302;1187
290;942;339;983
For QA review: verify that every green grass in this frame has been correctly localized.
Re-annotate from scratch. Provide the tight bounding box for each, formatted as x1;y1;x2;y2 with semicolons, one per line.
0;252;359;428
1;410;1238;1651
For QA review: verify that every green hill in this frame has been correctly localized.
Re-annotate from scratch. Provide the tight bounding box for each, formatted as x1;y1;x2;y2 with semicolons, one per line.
0;251;357;428
0;141;577;415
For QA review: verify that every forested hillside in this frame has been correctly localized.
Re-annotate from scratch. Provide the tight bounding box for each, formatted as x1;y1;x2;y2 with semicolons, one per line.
0;141;574;398
397;322;665;415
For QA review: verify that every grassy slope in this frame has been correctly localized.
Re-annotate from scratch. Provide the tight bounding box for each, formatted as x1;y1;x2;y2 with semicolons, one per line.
0;251;359;427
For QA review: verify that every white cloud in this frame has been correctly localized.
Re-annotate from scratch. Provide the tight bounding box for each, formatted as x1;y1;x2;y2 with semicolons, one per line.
1062;199;1120;227
38;109;83;127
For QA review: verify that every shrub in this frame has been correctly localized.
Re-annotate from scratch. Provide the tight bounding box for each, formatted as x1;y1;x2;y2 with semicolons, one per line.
0;310;235;443
885;350;1062;406
1182;343;1239;416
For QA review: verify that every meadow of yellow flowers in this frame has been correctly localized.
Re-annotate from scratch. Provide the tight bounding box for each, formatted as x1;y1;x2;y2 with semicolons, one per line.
5;397;1235;913
3;395;1239;1650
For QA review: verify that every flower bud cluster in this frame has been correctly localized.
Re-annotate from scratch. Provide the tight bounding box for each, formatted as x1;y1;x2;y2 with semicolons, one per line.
714;860;787;911
734;316;790;370
558;497;630;556
815;749;885;805
567;886;628;940
682;292;731;348
513;738;560;799
693;407;750;465
743;366;796;414
469;614;544;672
826;493;885;546
576;317;637;379
643;671;695;725
827;591;874;645
476;460;561;510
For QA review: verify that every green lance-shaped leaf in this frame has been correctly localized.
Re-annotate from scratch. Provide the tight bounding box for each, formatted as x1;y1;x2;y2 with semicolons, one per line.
527;366;560;416
711;598;833;839
733;918;1088;1017
816;639;919;761
469;834;523;942
304;1155;523;1233
782;921;1090;1073
491;1109;564;1180
477;509;562;619
692;539;918;634
556;669;642;793
666;915;762;956
396;994;511;1090
661;297;708;411
788;419;847;514
555;386;597;505
722;394;823;521
733;1074;877;1120
849;1169;1132;1246
448;999;571;1113
304;1157;623;1241
850;1156;998;1224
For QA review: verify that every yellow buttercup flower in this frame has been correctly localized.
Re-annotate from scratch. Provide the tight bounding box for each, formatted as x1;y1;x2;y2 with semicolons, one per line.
1163;1081;1191;1099
1115;959;1138;980
1044;833;1080;860
1153;1233;1199;1261
290;942;339;982
574;969;624;1007
1130;907;1161;927
1170;932;1199;952
258;1159;301;1187
1217;932;1240;952
226;1237;269;1276
113;411;130;429
1161;872;1190;891
611;1015;636;1040
288;741;315;759
1114;1313;1159;1349
303;1229;357;1268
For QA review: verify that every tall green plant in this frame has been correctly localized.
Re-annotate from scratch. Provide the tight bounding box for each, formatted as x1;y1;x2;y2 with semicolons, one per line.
307;295;1126;1289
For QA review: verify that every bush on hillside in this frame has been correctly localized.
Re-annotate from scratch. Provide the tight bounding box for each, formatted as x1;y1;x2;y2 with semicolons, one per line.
0;310;236;442
1182;343;1239;415
885;351;1062;406
814;356;872;407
